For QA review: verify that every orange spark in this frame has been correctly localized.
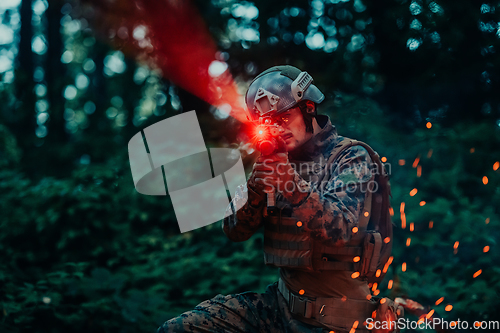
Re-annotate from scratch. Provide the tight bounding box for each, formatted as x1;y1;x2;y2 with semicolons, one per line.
388;280;393;289
417;165;422;177
352;227;358;233
494;161;499;171
399;159;406;166
410;188;418;196
402;262;407;272
384;237;391;244
426;122;432;129
445;305;453;311
473;270;482;278
427;149;433;158
389;207;394;216
375;269;381;277
381;156;387;163
373;290;380;296
426;309;435;319
453;241;459;249
380;298;386;304
412;156;420;168
429;221;434;229
353;256;360;262
486;218;490;224
406;238;411;247
435;297;444;305
366;294;372;300
483;246;490;253
372;283;378;291
419;201;426;206
351;272;360;279
410;222;414;231
482;176;488;185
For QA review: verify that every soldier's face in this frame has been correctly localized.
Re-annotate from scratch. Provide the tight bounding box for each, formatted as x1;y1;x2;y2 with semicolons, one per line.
275;107;313;152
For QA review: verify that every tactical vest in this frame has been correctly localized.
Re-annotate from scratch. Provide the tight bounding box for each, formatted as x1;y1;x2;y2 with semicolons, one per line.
263;138;393;284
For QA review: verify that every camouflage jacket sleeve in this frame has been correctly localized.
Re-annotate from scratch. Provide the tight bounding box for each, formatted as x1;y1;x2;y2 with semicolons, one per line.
288;145;373;246
222;182;264;242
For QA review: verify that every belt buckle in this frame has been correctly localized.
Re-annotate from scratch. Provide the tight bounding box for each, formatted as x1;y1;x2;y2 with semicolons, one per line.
290;295;313;319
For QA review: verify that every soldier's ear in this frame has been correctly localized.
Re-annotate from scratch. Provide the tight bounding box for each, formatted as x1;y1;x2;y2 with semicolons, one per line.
305;101;315;114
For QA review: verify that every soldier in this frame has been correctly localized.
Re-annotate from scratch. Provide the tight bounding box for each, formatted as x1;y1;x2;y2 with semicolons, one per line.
158;65;400;333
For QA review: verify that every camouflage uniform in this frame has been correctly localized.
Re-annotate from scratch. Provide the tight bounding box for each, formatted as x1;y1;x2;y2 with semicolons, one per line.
158;115;375;333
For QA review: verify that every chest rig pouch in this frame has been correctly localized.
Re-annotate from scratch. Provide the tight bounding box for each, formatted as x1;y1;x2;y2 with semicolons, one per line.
262;138;393;284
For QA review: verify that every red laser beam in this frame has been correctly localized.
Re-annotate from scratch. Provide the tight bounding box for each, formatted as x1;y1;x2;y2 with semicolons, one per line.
80;0;249;123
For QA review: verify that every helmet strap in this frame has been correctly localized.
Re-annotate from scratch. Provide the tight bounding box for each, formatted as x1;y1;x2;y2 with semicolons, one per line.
299;101;316;133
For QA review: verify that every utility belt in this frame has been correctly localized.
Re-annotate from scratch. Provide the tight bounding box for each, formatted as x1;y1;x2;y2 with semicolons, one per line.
278;278;375;332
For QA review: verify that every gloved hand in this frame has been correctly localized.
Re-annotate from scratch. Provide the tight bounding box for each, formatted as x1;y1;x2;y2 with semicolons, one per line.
250;152;295;196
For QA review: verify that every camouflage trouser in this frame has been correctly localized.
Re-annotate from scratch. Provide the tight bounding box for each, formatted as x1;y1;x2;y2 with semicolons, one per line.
157;282;342;333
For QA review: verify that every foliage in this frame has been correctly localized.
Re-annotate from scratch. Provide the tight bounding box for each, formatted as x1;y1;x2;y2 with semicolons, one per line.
0;0;499;332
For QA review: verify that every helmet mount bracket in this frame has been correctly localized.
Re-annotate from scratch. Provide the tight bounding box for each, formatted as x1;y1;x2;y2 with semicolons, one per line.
254;88;280;116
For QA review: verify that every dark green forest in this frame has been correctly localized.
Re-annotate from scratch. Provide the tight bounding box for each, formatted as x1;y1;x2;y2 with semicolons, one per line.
0;0;499;331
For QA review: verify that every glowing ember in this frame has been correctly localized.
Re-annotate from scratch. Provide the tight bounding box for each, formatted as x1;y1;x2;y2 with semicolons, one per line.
482;176;488;185
427;149;433;158
381;156;387;162
406;238;411;247
389;207;394;216
410;188;418;196
412;156;420;168
429;221;434;229
426;122;432;129
419;201;425;206
473;270;482;278
351;272;360;279
349;320;359;333
483;246;490;253
417;165;422;177
375;269;381;277
380;298;386;304
494;161;499;171
399;159;405;166
410;222;414;231
426;309;435;319
352;227;359;233
388;280;393;289
402;262;407;272
384;237;391;243
453;241;459;249
372;283;378;291
486;218;490;224
353;256;360;262
299;289;305;295
435;297;444;305
445;305;453;311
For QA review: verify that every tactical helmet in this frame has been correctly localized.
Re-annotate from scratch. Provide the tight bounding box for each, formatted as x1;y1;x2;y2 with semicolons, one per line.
245;65;324;120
